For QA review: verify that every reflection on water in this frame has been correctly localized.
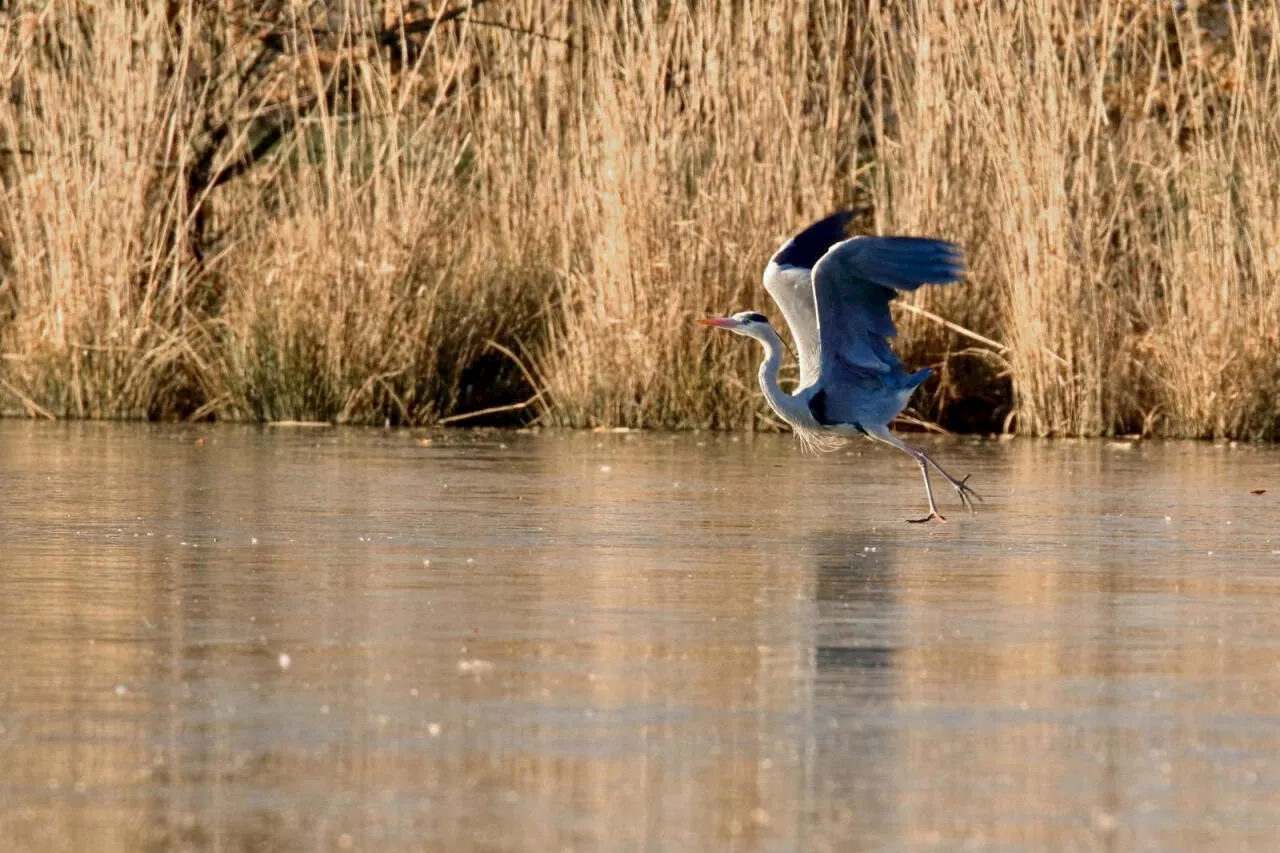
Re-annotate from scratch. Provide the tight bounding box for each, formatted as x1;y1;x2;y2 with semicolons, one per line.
0;422;1277;851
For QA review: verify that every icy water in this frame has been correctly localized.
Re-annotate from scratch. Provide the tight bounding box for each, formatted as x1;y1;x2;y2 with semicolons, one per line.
1;422;1278;852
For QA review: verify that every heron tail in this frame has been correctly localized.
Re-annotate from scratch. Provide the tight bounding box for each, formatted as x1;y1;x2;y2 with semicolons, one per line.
901;367;932;391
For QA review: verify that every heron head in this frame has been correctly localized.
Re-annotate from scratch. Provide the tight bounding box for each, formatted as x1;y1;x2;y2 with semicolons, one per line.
698;311;771;337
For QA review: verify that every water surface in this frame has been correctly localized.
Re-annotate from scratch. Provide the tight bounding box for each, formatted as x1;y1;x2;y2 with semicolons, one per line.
1;422;1277;851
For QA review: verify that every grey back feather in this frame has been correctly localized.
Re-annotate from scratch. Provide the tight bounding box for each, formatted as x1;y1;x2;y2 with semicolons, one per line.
762;263;822;388
761;211;856;389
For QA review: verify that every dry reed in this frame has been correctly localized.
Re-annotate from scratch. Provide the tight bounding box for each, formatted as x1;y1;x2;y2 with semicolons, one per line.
0;1;1276;438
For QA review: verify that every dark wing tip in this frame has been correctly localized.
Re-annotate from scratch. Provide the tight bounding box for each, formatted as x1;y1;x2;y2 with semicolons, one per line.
865;236;965;288
916;240;965;283
771;210;861;270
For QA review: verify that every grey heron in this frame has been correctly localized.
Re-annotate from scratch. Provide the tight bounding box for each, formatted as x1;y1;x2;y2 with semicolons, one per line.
699;211;980;523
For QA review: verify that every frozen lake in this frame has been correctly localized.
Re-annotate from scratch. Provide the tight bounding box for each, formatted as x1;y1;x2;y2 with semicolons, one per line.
1;422;1277;851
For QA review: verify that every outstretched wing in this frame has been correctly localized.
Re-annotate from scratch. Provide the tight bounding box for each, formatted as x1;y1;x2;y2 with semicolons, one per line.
762;211;855;389
811;236;964;379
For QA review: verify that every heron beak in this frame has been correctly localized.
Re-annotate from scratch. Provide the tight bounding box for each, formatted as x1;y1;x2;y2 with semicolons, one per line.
698;317;736;328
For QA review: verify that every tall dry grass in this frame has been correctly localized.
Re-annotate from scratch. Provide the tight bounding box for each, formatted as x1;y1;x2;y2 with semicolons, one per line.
883;0;1280;439
0;1;1276;438
0;3;203;419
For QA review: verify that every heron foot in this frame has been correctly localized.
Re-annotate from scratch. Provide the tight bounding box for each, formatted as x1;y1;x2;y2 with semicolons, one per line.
907;511;947;524
952;474;982;514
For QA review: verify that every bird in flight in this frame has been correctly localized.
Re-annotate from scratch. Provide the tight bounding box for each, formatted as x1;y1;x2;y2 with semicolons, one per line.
699;210;979;523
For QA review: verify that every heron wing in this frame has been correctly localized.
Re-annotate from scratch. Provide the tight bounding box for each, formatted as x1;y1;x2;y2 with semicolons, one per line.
811;235;963;381
762;211;855;389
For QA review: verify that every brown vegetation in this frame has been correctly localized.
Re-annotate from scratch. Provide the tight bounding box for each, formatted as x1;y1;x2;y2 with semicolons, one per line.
1;1;1276;438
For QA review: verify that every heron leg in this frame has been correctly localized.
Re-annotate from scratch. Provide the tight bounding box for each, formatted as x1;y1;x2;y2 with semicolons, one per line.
914;444;982;512
863;426;980;521
907;453;946;524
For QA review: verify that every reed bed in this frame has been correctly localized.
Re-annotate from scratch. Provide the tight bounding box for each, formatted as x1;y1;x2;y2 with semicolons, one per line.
0;1;1276;438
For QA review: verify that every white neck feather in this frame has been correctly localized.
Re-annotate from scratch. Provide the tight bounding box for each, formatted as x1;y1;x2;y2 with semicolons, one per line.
749;326;816;429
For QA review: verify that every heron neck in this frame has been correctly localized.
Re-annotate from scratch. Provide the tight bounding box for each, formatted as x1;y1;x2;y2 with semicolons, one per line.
755;329;812;428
